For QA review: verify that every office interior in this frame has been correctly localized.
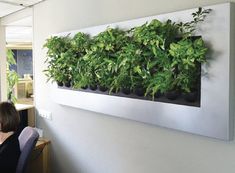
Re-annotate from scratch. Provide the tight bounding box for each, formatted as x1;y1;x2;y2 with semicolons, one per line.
0;0;235;173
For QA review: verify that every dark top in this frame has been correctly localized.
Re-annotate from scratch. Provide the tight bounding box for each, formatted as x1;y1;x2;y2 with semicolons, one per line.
0;133;21;173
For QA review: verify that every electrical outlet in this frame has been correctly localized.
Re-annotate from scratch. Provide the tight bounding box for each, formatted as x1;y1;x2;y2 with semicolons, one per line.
38;109;52;120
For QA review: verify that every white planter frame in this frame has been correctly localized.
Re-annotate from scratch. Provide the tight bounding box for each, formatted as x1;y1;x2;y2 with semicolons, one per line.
50;3;235;140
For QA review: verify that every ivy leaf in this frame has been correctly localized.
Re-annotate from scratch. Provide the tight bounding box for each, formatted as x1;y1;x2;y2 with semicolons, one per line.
134;65;142;74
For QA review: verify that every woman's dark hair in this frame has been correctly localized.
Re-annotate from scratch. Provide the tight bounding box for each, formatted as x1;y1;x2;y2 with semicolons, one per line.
0;102;20;133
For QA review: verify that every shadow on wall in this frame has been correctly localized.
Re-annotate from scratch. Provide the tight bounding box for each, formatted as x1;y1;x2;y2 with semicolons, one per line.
36;109;82;173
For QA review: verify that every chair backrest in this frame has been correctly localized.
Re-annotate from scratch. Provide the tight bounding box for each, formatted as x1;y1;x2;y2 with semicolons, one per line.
16;126;39;173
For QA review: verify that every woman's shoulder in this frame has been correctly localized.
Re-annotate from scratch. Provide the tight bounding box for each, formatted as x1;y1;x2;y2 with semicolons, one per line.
4;132;19;144
0;133;21;173
0;132;20;151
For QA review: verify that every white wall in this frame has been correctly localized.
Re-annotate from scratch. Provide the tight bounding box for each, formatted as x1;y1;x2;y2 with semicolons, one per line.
33;0;235;173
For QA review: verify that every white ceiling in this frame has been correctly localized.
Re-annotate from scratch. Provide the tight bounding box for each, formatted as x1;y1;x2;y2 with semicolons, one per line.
0;0;43;17
0;0;43;6
0;0;42;45
0;2;23;17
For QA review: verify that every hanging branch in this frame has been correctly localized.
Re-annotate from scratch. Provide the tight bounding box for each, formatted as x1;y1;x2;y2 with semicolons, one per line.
177;7;212;38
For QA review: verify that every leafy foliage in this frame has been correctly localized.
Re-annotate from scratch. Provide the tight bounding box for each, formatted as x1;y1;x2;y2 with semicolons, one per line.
43;7;211;101
176;7;212;38
43;35;73;83
88;28;128;90
7;49;19;103
169;37;207;92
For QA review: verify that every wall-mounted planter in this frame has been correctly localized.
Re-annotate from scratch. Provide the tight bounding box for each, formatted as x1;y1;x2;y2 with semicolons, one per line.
49;3;235;140
44;8;208;106
58;85;201;107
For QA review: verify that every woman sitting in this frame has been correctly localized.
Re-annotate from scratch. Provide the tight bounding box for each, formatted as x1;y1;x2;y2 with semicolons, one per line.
0;102;21;173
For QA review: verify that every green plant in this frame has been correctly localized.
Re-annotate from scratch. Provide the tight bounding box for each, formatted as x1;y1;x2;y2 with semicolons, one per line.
110;42;143;92
132;19;177;76
169;38;207;93
43;7;211;103
144;8;210;99
68;32;91;88
145;70;175;99
72;53;97;89
6;49;19;103
132;19;178;49
177;7;212;38
43;35;73;84
89;28;128;90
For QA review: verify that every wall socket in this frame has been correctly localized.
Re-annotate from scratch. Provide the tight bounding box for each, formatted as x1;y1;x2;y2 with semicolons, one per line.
38;109;52;120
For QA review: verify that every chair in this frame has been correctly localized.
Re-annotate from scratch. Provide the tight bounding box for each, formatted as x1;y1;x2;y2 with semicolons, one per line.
16;126;39;173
